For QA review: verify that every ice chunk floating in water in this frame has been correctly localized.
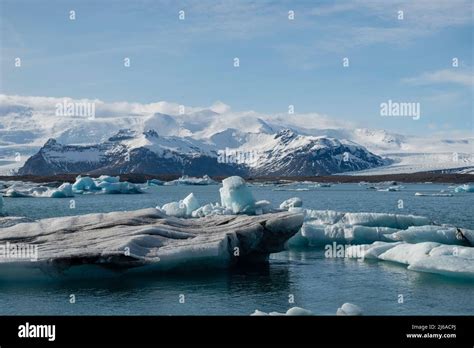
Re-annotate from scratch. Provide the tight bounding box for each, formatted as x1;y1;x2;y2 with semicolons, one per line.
164;175;217;186
159;193;201;218
288;209;431;246
454;184;474;193
386;225;473;246
0;208;304;278
279;197;303;210
220;176;256;214
72;176;98;192
4;182;74;198
336;303;363;316
251;307;313;316
346;242;474;279
72;175;142;194
48;183;74;198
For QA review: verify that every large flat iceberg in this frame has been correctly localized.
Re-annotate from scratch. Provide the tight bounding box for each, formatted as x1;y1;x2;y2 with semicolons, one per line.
0;208;304;278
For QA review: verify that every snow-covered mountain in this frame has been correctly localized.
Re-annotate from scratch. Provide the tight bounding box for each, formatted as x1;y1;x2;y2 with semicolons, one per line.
1;94;472;176
18;129;386;176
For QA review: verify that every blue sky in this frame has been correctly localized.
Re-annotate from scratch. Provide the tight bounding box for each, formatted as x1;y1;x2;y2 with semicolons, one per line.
1;0;472;134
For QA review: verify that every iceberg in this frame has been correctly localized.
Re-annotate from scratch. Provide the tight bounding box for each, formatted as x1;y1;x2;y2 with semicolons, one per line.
298;223;399;246
346;241;474;279
48;183;74;198
279;197;303;210
159;193;201;218
4;182;74;198
255;200;273;215
0;208;304;278
386;225;473;246
160;201;187;218
191;203;233;218
219;176;256;214
72;176;98;192
147;179;164;186
251;307;313;316
164;175;217;186
96;181;143;194
454;184;474;193
182;193;200;215
71;175;142;194
288;209;431;246
415;192;453;197
97;175;120;183
336;303;362;316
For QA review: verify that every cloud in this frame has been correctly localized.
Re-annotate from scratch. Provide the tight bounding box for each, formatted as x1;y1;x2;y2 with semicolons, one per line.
402;69;473;87
0;94;213;117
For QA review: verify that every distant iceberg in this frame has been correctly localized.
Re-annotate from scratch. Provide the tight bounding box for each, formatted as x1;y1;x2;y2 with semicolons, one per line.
164;175;217;186
4;182;74;198
72;175;142;194
147;179;164;186
279;197;303;210
48;183;74;198
454;184;474;193
3;176;143;197
72;176;99;192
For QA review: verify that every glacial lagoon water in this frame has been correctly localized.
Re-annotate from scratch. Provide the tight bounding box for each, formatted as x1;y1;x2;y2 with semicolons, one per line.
1;183;473;315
